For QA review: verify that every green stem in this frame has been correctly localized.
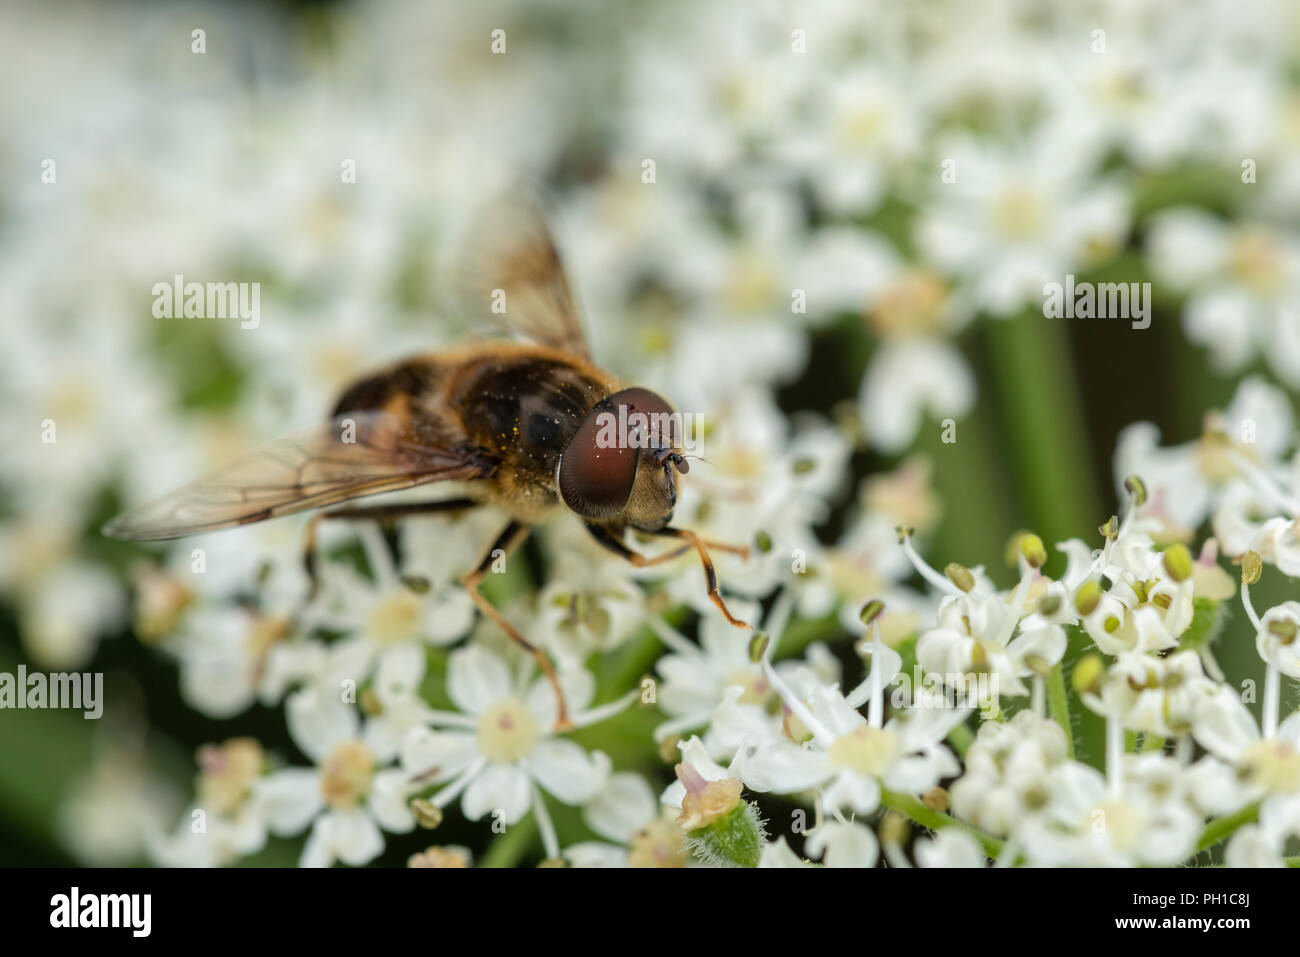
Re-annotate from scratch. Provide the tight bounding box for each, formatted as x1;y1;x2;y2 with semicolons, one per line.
879;788;1003;860
1141;733;1166;753
912;390;1014;574
479;815;538;868
777;611;845;658
981;311;1102;548
983;314;1106;766
1195;802;1260;854
947;722;975;758
1046;662;1074;758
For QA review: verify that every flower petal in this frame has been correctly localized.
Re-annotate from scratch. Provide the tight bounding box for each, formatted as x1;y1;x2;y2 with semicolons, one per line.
528;739;611;805
257;768;324;836
447;644;514;715
398;726;477;782
582;772;657;843
286;687;358;764
368;768;416;833
461;763;532;823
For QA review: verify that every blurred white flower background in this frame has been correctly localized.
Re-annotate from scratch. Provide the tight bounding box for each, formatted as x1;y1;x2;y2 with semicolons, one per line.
2;0;1300;867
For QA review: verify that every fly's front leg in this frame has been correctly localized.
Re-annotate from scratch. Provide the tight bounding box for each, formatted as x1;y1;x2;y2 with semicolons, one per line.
653;526;752;629
586;523;753;629
585;523;693;567
462;522;572;731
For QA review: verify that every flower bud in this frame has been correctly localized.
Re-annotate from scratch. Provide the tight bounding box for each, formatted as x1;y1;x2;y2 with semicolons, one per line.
1004;530;1031;567
922;786;950;812
1020;533;1047;569
1124;475;1148;507
859;598;886;625
1162;544;1192;583
410;798;443;830
1072;654;1104;695
945;563;975;593
1242;551;1262;586
1075;580;1103;616
678;778;767;868
407;846;469;868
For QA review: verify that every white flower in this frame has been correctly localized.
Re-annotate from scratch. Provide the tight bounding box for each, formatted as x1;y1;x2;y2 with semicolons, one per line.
1231;513;1300;578
565;772;688;868
148;739;269;867
915;130;1129;316
1224;825;1286;867
169;605;294;719
14;561;124;670
1041;36;1209;170
652;596;839;758
399;643;628;860
0;318;172;522
1254;601;1300;679
1086;651;1217;737
909;539;1066;702
784;64;922;217
741;658;966;819
534;523;649;670
803;820;880;868
362;642;442;762
1115;376;1293;540
915;828;985;868
310;521;476;660
1147;211;1300;383
1016;756;1202;867
257;704;415;868
917;590;1066;701
59;742;180;866
861;338;975;455
264;636;384;756
950;710;1071;837
1190;683;1300;820
758;837;810;868
659;734;746;812
1060;525;1195;656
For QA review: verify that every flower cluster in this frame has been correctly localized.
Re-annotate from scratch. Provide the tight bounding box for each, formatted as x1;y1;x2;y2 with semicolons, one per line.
1;0;1298;868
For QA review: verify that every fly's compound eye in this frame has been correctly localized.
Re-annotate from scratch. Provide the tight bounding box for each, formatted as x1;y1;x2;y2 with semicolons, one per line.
606;388;679;451
557;388;679;519
558;406;638;519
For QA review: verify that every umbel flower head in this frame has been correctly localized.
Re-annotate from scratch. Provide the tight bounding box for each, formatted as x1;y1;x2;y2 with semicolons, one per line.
398;643;636;861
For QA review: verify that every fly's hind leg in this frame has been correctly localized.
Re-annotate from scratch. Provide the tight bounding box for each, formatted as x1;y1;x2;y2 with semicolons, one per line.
586;523;753;629
462;521;572;731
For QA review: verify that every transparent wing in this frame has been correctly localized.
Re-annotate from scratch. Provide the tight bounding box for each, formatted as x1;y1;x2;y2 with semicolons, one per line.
103;411;493;541
454;193;591;359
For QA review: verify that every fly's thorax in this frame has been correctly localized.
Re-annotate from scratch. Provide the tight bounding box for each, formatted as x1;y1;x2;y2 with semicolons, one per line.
452;351;613;483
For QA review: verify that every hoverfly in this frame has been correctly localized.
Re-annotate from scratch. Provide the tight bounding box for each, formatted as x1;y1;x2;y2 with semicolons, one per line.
104;197;752;728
